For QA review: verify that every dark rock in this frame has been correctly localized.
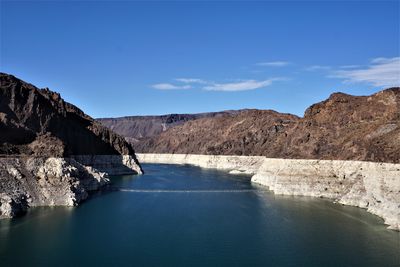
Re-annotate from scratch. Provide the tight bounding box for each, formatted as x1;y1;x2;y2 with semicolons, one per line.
113;88;400;164
0;72;139;159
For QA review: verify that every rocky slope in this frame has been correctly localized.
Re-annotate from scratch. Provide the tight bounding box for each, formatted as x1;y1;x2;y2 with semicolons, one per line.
135;109;299;156
132;88;400;163
98;110;241;143
0;73;142;218
102;88;400;230
0;157;108;218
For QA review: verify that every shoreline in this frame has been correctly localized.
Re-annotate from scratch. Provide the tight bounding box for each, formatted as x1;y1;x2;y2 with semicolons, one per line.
0;155;142;219
137;153;400;231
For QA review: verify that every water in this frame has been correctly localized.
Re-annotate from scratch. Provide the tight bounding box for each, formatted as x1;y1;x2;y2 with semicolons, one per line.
0;163;399;267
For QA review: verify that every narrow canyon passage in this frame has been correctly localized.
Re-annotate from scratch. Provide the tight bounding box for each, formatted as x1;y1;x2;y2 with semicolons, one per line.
0;163;399;267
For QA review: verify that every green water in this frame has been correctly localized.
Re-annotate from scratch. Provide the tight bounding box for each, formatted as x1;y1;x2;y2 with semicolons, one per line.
0;163;399;267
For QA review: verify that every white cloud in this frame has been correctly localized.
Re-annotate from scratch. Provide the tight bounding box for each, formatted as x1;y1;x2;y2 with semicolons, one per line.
370;57;394;64
203;79;276;92
256;61;290;67
153;76;285;92
175;78;207;84
305;65;331;71
332;57;400;87
151;83;192;90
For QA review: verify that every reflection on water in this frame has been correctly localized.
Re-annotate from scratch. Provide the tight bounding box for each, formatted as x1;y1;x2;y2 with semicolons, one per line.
0;163;399;267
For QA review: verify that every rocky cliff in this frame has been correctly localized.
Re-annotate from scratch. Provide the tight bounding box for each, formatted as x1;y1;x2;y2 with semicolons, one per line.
0;157;109;218
112;88;400;230
98;110;241;143
132;88;400;163
0;73;142;218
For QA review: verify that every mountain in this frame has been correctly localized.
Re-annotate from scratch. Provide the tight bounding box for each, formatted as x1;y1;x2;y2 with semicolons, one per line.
135;109;299;156
281;89;400;163
107;88;400;164
97;110;242;143
0;73;138;158
0;73;142;218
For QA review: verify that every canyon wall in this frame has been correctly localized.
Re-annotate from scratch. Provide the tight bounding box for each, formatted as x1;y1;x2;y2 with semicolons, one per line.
137;153;400;230
131;88;400;164
0;73;143;219
72;155;142;175
0;157;109;218
98;111;242;144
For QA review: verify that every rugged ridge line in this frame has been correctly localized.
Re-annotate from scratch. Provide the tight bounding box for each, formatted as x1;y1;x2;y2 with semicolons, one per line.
130;88;400;164
137;153;400;231
97;110;243;143
0;73;143;218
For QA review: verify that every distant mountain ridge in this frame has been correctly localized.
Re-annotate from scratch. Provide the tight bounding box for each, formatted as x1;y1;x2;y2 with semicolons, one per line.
100;88;400;164
97;110;243;143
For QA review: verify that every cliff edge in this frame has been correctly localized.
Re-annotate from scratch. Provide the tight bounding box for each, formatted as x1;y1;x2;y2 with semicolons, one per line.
0;73;142;218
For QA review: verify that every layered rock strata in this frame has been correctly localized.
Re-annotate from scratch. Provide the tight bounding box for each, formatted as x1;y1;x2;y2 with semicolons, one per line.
0;157;109;218
137;153;400;230
133;88;400;164
0;73;143;218
98;111;242;143
71;155;143;175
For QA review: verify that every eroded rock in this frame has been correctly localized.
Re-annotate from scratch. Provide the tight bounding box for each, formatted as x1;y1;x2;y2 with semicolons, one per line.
0;73;143;218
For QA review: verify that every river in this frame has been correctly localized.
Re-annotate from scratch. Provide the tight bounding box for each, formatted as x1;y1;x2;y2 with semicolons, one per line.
0;163;399;266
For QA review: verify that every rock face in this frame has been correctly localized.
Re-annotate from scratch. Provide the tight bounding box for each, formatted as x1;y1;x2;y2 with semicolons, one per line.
137;153;400;230
0;157;109;219
135;109;299;156
98;110;242;144
71;155;143;175
252;158;400;231
98;87;400;229
0;73;140;158
283;89;400;163
131;88;400;164
0;73;143;218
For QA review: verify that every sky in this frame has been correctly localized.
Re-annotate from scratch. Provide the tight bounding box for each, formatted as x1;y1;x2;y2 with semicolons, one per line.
1;1;399;118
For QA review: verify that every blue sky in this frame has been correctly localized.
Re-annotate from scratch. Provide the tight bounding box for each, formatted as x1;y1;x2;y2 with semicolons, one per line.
1;1;399;118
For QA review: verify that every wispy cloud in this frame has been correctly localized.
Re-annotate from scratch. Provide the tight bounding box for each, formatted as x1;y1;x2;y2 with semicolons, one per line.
305;65;331;71
152;83;191;90
256;61;291;67
152;77;283;92
175;78;207;84
331;57;400;87
371;57;395;64
203;79;278;92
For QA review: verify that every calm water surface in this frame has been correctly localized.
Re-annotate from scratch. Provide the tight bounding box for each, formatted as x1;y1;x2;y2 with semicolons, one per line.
0;163;399;267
